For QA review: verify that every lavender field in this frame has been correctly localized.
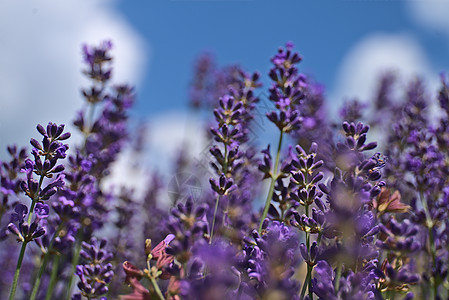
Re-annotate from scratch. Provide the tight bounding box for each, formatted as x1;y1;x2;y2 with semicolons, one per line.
0;37;448;300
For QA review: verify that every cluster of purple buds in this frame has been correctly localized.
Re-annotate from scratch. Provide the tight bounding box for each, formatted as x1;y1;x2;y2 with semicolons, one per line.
48;196;80;252
166;197;209;263
267;42;306;133
208;69;261;242
290;208;325;236
290;143;324;202
73;237;114;299
7;123;69;244
22;123;69;201
210;95;246;175
377;217;421;253
378;260;419;297
82;40;113;84
209;174;236;196
312;260;383;300
240;221;301;299
7;203;48;243
60;152;98;231
338;121;377;158
180;239;239;299
281;143;325;236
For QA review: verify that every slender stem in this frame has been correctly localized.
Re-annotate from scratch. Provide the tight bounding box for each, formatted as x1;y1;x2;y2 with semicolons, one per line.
65;236;82;300
209;195;221;244
8;241;28;300
28;173;46;224
30;224;63;300
335;263;342;292
210;142;229;243
222;144;231;225
307;264;313;299
150;276;165;300
316;231;323;245
304;205;313;300
259;130;284;233
29;252;51;300
223;143;228;176
44;255;60;300
299;266;311;300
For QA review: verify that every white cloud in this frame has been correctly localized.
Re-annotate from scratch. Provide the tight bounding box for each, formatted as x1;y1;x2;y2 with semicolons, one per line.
103;111;209;205
145;111;209;175
330;33;439;113
0;0;147;155
407;0;449;36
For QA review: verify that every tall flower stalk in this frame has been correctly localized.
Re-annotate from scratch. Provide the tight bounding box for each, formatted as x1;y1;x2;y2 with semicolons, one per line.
259;42;306;232
8;123;70;300
208;70;261;242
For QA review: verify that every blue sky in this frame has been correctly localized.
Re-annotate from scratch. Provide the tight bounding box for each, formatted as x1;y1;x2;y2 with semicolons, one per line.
117;0;449;116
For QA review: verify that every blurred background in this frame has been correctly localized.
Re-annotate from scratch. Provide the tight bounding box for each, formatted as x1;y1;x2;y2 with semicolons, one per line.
1;0;448;188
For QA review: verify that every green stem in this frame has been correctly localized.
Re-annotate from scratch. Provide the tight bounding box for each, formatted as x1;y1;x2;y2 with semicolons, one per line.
30;224;63;300
304;205;313;300
27;174;46;224
150;276;165;300
299;266;311;300
44;255;60;300
8;241;28;300
259;130;283;233
210;142;230;243
335;263;342;292
223;143;228;176
307;264;313;299
65;236;82;300
209;195;221;244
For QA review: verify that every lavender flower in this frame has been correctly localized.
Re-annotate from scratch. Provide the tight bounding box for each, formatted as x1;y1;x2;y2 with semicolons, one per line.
240;221;301;300
266;42;306;133
73;237;114;299
2;39;449;300
312;260;381;300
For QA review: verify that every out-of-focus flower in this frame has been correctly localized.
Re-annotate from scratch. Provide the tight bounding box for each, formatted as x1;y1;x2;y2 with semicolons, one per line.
373;188;409;216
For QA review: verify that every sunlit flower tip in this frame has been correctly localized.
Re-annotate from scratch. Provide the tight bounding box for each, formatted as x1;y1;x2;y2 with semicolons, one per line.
209;174;235;195
7;223;23;240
